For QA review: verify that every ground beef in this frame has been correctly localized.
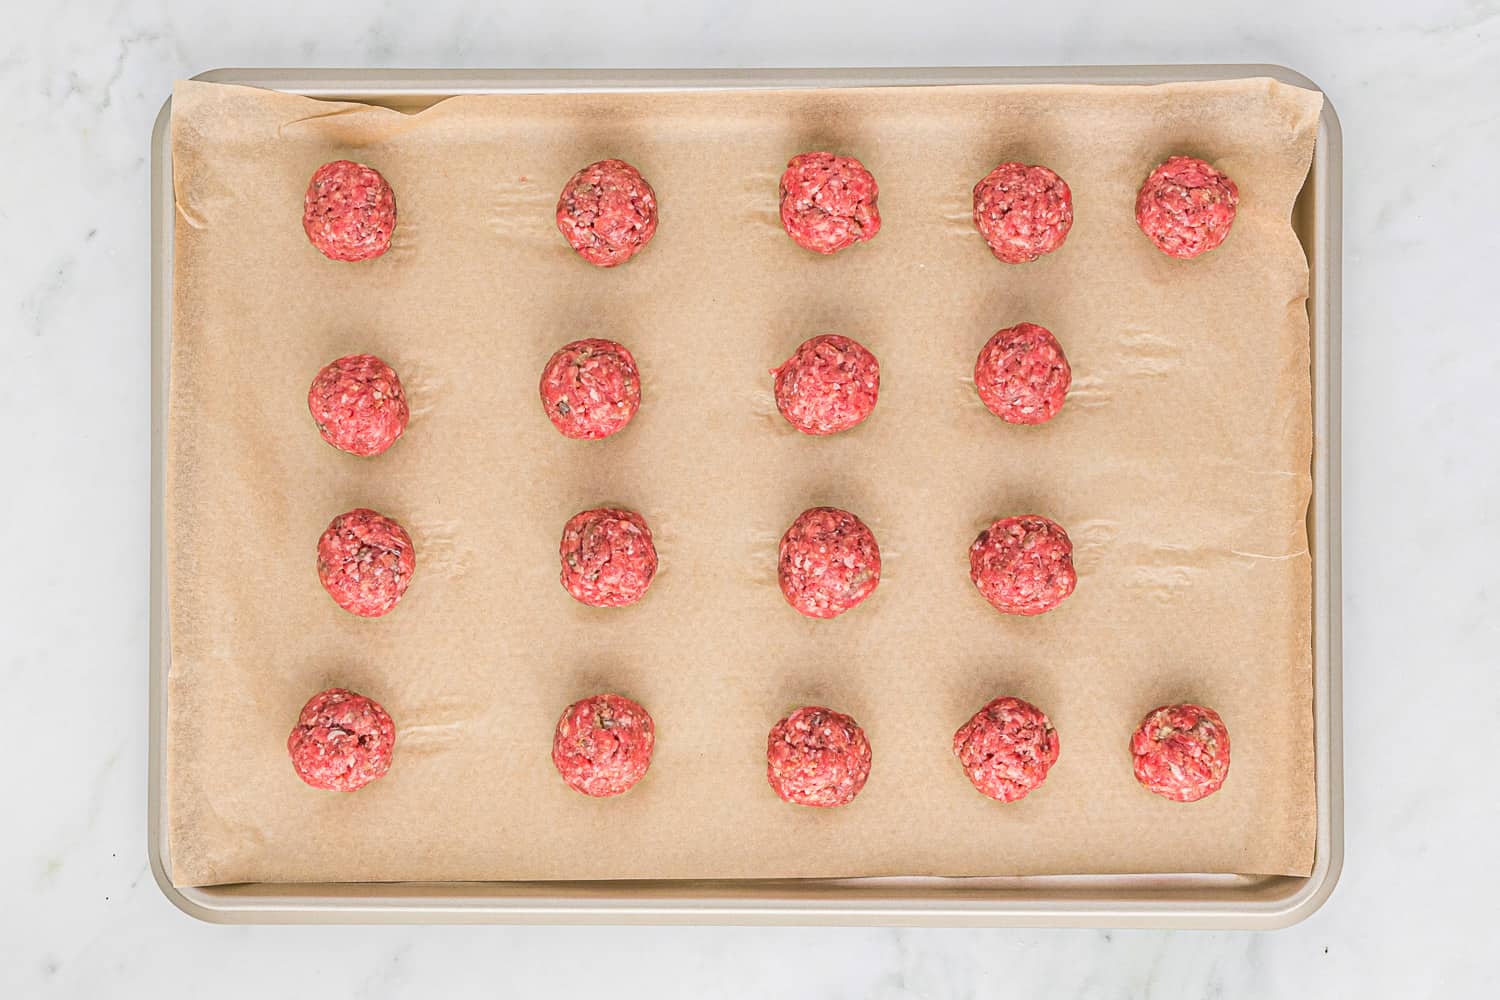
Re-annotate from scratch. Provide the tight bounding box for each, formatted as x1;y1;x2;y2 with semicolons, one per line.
556;159;658;267
974;322;1071;425
316;508;415;618
302;160;396;263
1131;703;1231;802
778;506;881;619
969;514;1076;616
953;696;1060;802
772;334;880;435
287;688;395;792
538;338;642;440
551;693;655;797
972;162;1073;264
559;507;658;607
307;354;409;456
766;706;872;807
1135;155;1240;259
779;152;882;254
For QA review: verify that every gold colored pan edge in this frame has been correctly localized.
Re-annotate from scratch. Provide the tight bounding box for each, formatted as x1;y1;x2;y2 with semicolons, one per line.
147;64;1343;927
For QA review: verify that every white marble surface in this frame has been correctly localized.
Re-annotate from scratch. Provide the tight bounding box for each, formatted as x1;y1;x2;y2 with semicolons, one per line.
4;1;1498;995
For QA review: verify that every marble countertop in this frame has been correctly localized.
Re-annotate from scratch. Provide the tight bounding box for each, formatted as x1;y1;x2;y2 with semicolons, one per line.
5;1;1497;996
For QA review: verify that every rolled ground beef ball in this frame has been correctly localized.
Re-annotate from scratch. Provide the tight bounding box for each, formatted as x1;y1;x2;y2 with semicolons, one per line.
555;159;658;267
772;334;880;436
953;696;1060;802
972;162;1073;264
287;688;395;792
779;152;882;254
1131;703;1231;802
559;507;658;608
302;160;396;263
307;353;409;456
974;322;1071;425
969;514;1076;616
551;693;656;798
766;706;872;807
1135;155;1240;259
778;506;881;619
316;508;416;618
539;338;642;440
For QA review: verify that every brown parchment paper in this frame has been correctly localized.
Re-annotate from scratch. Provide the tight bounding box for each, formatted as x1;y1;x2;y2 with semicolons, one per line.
167;77;1321;886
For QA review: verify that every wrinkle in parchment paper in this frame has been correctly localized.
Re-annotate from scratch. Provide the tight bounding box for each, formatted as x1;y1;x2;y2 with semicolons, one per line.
167;78;1320;886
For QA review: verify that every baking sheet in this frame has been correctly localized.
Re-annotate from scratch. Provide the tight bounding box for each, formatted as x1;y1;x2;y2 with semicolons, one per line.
167;77;1321;887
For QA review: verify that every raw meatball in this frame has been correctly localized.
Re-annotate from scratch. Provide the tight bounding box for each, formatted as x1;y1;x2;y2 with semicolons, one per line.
287;688;395;792
972;162;1073;264
953;696;1060;803
302;160;396;263
317;508;416;618
559;507;658;608
555;159;658;267
307;353;409;456
551;693;656;797
772;334;880;436
1135;155;1240;259
766;706;872;807
969;515;1076;616
1131;703;1231;802
778;506;881;619
974;322;1071;425
779;152;882;254
539;338;642;440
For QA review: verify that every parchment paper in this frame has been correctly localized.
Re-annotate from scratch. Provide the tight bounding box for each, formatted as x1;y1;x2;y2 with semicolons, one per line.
168;77;1321;886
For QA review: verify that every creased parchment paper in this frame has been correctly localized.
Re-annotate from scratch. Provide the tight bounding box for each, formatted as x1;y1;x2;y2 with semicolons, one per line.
168;77;1320;886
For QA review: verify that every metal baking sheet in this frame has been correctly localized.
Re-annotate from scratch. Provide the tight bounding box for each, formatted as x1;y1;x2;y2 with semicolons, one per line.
149;65;1342;928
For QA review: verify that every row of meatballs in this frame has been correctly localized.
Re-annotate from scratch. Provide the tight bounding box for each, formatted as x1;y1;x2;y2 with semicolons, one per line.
303;151;1241;266
317;505;1076;621
309;318;1068;459
289;689;1231;805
